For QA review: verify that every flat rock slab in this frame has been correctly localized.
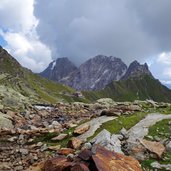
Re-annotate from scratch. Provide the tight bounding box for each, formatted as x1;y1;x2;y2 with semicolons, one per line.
126;113;171;160
127;113;171;143
77;116;116;141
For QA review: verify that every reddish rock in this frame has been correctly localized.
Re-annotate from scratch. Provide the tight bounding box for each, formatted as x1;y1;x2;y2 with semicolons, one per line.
92;145;142;171
140;139;165;158
71;163;90;171
57;148;75;155
67;137;82;149
78;149;93;161
74;123;90;135
43;156;74;171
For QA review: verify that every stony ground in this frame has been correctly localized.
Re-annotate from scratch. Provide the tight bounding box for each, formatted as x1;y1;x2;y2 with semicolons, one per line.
0;98;171;171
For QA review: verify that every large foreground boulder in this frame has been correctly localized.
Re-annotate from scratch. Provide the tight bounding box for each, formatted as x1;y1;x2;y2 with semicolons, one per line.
42;145;142;171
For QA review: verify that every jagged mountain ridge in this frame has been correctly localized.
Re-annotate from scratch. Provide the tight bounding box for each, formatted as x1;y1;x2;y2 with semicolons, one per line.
40;55;152;90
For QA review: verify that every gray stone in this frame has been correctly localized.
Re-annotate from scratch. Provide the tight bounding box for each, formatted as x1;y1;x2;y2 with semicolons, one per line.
15;166;23;171
91;129;110;144
166;141;171;152
154;135;161;142
151;161;171;170
120;127;128;138
19;149;29;155
91;129;123;154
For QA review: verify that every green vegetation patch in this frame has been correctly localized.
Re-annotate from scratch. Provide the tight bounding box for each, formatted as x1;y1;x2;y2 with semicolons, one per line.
88;112;148;140
142;119;171;170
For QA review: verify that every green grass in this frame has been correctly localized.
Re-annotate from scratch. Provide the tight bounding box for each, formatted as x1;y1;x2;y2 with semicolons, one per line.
83;75;171;103
142;119;171;170
88;112;148;140
146;119;171;139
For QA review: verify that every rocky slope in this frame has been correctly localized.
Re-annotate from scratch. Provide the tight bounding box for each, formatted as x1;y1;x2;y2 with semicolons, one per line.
0;46;84;109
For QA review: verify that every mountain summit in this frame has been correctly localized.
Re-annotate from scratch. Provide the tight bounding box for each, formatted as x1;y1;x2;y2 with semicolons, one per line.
121;60;152;80
40;57;77;81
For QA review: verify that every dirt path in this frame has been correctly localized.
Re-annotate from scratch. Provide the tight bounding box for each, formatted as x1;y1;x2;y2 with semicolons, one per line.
77;116;117;141
127;113;171;143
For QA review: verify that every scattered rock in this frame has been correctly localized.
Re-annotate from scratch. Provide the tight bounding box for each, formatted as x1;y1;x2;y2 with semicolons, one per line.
19;148;29;155
74;123;90;135
67;137;82;149
140;139;165;158
100;109;121;116
151;161;171;170
91;129;123;154
51;133;68;141
166;141;171;152
57;148;75;155
48;145;61;151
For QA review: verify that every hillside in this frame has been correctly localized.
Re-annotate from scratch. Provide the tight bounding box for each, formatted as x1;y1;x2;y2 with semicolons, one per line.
83;75;171;102
0;47;83;109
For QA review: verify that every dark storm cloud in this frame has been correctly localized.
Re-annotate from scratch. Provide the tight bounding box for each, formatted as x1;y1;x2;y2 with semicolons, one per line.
34;0;171;65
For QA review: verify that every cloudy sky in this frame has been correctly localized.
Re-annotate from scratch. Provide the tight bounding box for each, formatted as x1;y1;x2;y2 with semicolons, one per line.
0;0;171;85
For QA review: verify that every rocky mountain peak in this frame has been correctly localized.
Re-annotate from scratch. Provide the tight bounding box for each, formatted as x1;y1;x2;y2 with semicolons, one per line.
60;55;127;90
40;57;77;81
121;60;152;80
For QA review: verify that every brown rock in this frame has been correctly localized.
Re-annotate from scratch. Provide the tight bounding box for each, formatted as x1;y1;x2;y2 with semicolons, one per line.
57;148;75;155
67;137;82;149
92;145;142;171
78;149;93;161
74;123;90;135
43;156;74;171
71;163;90;171
100;109;121;116
51;133;68;141
48;145;61;151
140;139;165;158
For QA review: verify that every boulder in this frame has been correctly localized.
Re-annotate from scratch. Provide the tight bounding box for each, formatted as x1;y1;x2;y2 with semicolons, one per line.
0;112;14;129
71;163;89;171
91;129;123;154
74;123;90;135
43;156;74;171
67;137;83;149
140;139;165;158
92;145;142;171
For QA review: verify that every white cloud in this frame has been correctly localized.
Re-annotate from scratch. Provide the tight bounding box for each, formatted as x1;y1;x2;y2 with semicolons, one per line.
150;52;171;83
0;0;52;72
157;52;171;65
